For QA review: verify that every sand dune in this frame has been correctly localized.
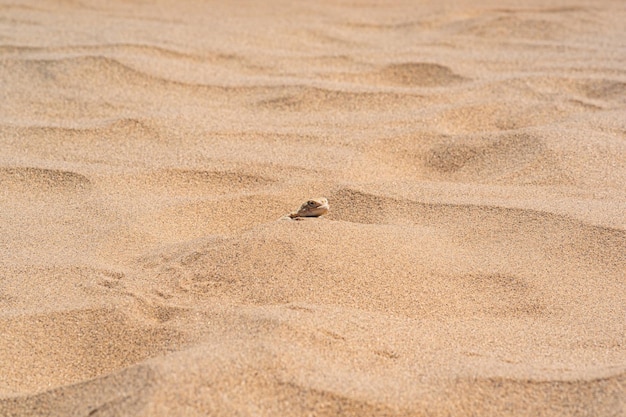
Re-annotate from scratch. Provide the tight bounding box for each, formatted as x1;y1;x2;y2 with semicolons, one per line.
1;0;625;416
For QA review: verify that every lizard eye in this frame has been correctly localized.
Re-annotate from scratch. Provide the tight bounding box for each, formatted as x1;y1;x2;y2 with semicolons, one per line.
308;201;316;207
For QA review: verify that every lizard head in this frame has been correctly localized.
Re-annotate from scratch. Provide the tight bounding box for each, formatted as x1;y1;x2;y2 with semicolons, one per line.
290;197;329;218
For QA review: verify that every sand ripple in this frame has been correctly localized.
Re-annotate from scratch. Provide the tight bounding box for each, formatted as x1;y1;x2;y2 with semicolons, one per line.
1;0;625;415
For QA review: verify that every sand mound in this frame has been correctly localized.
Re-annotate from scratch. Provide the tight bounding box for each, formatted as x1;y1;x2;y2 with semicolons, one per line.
1;364;157;417
376;63;466;87
0;308;176;395
0;167;91;194
136;186;624;332
257;86;426;113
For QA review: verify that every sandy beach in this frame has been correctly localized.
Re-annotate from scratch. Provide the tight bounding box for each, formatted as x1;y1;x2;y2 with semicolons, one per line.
1;0;625;415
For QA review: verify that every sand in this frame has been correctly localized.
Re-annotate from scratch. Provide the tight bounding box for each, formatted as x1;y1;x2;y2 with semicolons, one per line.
1;0;625;415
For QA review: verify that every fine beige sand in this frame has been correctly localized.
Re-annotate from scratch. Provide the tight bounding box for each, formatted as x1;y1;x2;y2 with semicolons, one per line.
1;0;625;415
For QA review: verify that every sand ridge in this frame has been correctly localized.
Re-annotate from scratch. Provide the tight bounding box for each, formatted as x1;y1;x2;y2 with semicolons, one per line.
1;0;625;416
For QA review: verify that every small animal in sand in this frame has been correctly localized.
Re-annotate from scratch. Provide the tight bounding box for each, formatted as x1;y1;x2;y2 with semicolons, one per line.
285;197;329;220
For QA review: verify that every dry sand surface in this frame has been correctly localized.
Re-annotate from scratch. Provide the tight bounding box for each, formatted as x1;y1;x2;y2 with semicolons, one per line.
1;0;625;415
